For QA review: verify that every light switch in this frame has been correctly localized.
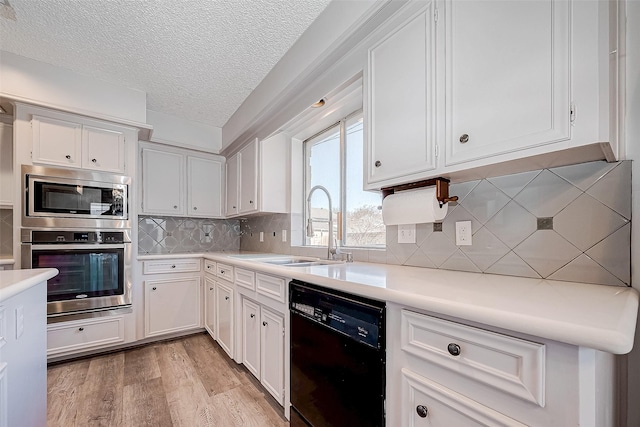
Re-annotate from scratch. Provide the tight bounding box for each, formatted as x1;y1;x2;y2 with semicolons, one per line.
259;232;264;242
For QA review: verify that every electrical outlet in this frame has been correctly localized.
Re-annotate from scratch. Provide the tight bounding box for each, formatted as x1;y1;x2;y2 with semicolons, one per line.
455;221;472;246
259;232;264;242
282;230;287;242
398;224;416;244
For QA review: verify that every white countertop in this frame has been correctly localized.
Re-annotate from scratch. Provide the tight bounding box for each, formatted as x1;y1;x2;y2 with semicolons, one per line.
138;252;639;354
0;268;59;302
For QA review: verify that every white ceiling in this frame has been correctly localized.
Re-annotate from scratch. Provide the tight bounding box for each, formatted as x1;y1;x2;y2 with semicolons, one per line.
0;0;332;128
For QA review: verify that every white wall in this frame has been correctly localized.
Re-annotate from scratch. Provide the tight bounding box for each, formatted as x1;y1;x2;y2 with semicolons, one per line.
146;109;222;153
0;51;146;124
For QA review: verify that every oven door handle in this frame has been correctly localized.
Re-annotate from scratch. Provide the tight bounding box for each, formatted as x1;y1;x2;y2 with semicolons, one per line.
30;244;127;250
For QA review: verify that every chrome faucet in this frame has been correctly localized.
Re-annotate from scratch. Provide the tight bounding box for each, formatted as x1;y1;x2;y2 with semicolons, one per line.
306;185;337;260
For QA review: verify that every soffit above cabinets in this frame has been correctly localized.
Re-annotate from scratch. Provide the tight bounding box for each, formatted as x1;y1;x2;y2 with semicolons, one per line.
0;0;332;128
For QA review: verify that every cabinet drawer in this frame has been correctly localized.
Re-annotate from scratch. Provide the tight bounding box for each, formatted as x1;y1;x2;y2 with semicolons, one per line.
204;260;217;275
401;310;545;406
216;263;234;282
402;368;526;427
47;316;125;356
256;273;285;303
235;268;256;291
143;258;201;274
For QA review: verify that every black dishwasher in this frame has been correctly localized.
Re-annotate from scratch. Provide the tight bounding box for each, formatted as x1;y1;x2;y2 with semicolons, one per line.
290;280;386;427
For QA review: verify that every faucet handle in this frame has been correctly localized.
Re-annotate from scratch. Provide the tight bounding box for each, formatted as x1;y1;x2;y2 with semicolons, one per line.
345;252;353;263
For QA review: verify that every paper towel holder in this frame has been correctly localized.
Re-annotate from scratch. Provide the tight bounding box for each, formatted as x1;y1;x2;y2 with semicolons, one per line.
381;177;458;208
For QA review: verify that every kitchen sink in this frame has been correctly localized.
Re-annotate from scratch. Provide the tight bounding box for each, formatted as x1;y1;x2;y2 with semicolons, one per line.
260;257;344;267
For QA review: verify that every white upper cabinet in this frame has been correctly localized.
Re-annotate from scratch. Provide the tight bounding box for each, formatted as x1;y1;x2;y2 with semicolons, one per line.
82;125;126;173
141;146;185;216
365;1;436;189
239;140;258;214
444;0;570;166
364;0;614;189
225;134;289;217
140;142;224;218
0;123;13;207
32;114;127;173
225;153;239;216
188;156;223;218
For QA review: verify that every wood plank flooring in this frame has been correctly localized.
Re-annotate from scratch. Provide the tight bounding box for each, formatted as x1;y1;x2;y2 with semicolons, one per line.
47;333;289;427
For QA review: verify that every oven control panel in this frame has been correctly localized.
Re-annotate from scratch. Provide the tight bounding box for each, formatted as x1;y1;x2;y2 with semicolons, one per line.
24;230;129;244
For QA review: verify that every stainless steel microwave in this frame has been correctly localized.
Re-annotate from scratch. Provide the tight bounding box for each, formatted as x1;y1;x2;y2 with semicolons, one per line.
23;165;130;229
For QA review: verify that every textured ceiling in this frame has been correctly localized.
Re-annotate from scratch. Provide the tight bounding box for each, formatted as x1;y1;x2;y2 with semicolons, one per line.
0;0;332;127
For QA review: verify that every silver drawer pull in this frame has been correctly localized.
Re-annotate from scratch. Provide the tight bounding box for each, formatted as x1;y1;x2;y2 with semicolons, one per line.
459;134;469;143
447;343;461;356
250;314;255;318
262;321;268;326
65;155;71;159
171;265;176;269
78;327;84;332
152;287;157;291
225;296;229;301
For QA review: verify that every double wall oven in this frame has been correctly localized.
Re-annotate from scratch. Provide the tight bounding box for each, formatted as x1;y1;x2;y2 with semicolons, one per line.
21;165;132;319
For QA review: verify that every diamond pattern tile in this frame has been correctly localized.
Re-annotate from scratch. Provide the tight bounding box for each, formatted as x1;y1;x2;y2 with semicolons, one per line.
138;215;240;254
513;230;580;277
419;232;459;267
551;160;616;191
549;254;625;287
554;194;628;251
585;161;631;220
441;250;481;273
515;170;581;217
488;170;540;198
459;180;510;224
450;180;480;203
585;223;631;284
485;201;537;248
460;227;509;271
485;251;541;279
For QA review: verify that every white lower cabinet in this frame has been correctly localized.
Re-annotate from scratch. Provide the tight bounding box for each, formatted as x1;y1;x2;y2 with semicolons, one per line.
260;307;285;405
145;277;201;337
204;275;216;337
215;281;234;358
47;315;125;356
242;298;261;378
240;296;285;405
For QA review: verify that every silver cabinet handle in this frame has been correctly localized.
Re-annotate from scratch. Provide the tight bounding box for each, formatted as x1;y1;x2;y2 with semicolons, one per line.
152;287;157;290
91;158;97;163
171;265;176;269
78;327;84;332
173;205;178;209
250;314;255;318
447;343;461;356
262;321;268;326
65;155;71;159
375;160;381;167
225;296;229;300
209;287;213;291
193;206;198;210
249;200;253;204
459;134;469;143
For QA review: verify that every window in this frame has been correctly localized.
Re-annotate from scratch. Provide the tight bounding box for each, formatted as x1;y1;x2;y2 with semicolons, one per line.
304;112;385;248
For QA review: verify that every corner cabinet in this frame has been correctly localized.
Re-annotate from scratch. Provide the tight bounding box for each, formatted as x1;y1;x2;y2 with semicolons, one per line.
225;133;289;217
32;114;126;174
365;1;437;188
365;0;616;189
140;142;224;218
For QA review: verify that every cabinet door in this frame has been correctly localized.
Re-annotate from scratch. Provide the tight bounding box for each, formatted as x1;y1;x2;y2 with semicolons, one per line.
239;140;258;214
444;0;570;166
31;115;82;168
242;298;261;379
215;282;234;358
260;308;284;405
82;125;125;173
225;153;239;216
141;147;185;215
366;3;436;188
204;276;216;338
188;156;223;218
145;277;201;337
0;123;12;207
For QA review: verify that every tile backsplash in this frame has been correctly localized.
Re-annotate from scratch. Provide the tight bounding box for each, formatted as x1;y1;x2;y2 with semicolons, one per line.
0;209;12;256
138;216;240;254
220;160;632;287
386;160;631;286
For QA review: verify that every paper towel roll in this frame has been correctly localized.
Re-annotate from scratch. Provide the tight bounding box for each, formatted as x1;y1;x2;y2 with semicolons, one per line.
381;187;448;225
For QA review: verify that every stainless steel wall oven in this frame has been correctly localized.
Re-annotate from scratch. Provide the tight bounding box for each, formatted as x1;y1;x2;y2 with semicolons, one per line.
21;229;132;317
23;165;130;229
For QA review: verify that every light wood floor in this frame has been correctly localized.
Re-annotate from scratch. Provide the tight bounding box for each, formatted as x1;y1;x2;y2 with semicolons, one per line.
47;332;289;427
